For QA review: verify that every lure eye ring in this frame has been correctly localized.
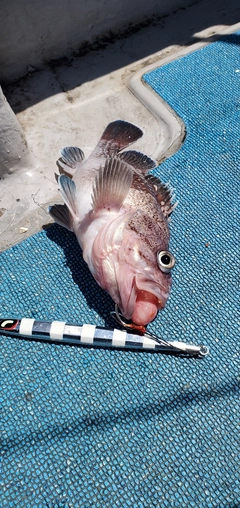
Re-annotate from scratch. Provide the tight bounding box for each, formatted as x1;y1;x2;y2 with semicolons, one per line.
157;250;175;273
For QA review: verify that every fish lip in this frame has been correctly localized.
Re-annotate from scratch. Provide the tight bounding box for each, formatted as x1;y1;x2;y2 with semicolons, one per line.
119;274;171;319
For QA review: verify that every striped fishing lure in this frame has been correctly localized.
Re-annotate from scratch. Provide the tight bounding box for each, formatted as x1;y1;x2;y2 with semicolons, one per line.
0;318;208;357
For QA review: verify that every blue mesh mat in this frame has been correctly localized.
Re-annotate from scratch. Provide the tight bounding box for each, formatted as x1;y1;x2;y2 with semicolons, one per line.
1;33;240;507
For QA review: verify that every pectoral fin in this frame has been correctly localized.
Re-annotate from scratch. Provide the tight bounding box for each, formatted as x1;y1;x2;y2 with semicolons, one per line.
92;156;133;213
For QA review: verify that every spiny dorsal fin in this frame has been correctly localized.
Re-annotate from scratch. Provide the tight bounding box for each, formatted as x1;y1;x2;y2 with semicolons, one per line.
119;150;157;173
58;174;77;216
57;146;85;176
146;174;178;218
48;204;74;231
92;120;143;158
92;156;133;213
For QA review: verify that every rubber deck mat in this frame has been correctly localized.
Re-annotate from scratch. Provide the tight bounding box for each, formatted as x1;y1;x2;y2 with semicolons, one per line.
1;32;240;507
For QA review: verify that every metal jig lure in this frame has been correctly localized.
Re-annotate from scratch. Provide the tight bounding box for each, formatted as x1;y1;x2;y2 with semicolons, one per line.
0;316;209;357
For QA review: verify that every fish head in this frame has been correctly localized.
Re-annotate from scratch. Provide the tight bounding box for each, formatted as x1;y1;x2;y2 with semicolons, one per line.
91;211;175;327
115;237;174;327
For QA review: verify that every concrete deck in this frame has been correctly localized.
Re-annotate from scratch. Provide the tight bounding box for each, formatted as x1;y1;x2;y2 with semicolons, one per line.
1;0;239;250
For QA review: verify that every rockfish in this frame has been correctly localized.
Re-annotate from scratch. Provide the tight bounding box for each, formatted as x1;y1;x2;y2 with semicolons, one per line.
49;120;176;327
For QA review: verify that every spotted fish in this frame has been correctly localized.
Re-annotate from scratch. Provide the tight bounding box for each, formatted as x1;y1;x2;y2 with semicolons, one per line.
49;120;176;326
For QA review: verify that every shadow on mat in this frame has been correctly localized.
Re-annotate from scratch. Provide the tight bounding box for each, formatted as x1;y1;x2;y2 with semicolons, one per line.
45;223;115;327
2;376;239;453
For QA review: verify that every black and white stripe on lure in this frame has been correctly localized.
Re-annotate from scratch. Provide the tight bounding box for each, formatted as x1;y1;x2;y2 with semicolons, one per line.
0;318;209;357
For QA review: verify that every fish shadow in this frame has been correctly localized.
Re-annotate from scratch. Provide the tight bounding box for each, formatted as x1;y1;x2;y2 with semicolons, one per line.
45;223;114;326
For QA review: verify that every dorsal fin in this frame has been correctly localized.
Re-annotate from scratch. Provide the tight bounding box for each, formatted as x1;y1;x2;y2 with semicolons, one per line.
92;156;133;213
92;120;143;158
119;150;157;173
146;174;178;218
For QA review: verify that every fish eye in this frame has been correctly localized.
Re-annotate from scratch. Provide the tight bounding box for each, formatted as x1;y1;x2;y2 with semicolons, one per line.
157;250;175;273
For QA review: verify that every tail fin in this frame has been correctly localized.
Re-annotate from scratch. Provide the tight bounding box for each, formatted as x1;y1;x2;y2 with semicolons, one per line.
92;120;143;158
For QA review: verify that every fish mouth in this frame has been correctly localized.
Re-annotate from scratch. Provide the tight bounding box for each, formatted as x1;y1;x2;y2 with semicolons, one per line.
119;274;170;326
131;290;161;326
135;275;170;305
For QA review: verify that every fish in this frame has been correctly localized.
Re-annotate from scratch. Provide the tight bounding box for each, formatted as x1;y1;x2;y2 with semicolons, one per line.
49;120;176;327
